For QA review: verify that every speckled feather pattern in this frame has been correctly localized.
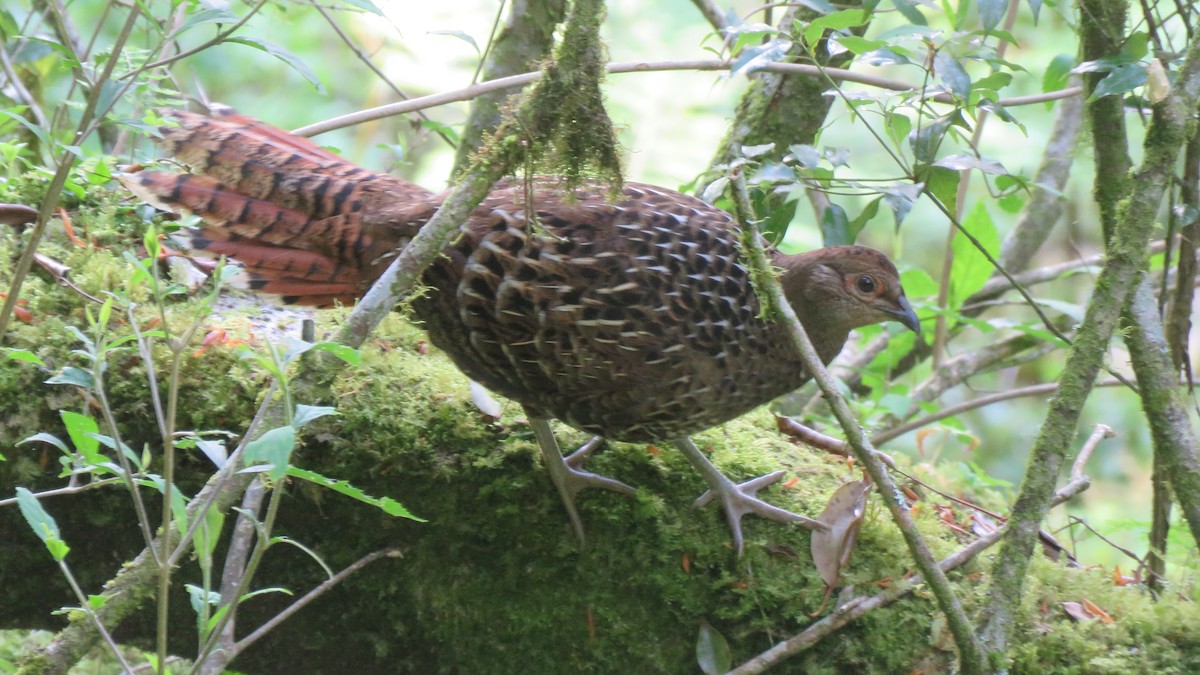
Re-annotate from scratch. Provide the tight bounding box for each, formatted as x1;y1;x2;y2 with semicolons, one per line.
412;179;828;441
126;111;913;443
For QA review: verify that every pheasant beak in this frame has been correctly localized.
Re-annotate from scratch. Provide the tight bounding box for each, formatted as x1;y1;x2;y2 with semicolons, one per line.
890;295;921;334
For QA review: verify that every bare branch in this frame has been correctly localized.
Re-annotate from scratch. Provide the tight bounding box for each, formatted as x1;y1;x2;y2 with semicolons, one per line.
232;548;402;656
293;60;1083;138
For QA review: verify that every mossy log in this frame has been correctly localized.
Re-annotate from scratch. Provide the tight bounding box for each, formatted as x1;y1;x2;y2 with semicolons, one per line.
1;218;1198;674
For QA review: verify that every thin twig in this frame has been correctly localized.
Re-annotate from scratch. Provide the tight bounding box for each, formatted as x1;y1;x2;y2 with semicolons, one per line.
307;0;453;148
118;0;271;78
57;559;135;674
0;45;49;129
0;478;123;507
293;60;1083;138
232;548;402;655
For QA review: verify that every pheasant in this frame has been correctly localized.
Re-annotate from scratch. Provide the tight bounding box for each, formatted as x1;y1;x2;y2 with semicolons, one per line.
123;109;920;555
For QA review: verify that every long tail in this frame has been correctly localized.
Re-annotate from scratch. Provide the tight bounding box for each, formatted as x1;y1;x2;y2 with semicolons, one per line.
121;108;435;306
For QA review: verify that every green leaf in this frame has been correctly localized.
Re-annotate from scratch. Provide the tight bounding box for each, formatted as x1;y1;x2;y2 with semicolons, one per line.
696;621;732;675
226;37;326;93
908;113;956;164
139;475;190;532
0;109;53;149
880;182;922;229
932;154;1008;175
20;432;69;454
1042;54;1075;93
820;203;851;246
740;142;775;158
307;341;361;365
428;30;479;55
339;0;384;14
50;363;94;388
891;0;927;25
900;268;938;297
3;348;46;366
169;9;240;39
935;54;971;99
244;426;296;481
195;509;226;563
94;80;123;120
801;9;869;48
186;584;222;614
270;536;334;578
1089;63;1147;101
16;487;70;561
60;411;103;465
1121;32;1149;61
921;167;958;218
749;188;798;244
419;119;461;145
288;467;425;521
949;203;1000;309
293;404;337;428
886;112;912;151
731;38;793;77
833;35;884;55
847;197;882;242
978;0;1006;31
91;433;142;470
787;144;821;168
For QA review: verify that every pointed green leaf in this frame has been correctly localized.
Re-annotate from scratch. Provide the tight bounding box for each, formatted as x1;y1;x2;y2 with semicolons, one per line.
288;467;425;521
697;621;732;675
16;487;70;560
245;426;296;480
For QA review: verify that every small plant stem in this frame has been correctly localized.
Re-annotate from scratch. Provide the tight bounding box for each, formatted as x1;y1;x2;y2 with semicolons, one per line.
57;559;135;674
233;548;401;655
0;4;141;343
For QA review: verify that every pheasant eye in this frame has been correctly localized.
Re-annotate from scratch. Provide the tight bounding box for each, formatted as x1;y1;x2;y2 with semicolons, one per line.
855;275;876;294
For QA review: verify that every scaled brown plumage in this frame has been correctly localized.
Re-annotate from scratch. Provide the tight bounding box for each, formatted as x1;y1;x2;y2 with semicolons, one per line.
124;109;920;554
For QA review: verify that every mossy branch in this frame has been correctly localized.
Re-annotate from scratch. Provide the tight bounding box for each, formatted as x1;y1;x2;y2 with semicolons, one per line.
703;4;861;178
1124;276;1200;547
979;20;1200;663
727;172;987;675
338;0;619;345
450;0;569;177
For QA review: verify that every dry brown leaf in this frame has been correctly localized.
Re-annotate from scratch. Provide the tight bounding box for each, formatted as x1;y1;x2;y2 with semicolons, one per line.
1062;599;1115;624
1147;58;1171;103
811;480;872;587
1061;601;1090;622
1082;598;1115;624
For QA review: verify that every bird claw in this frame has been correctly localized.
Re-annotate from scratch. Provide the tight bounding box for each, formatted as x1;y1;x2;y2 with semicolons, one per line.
692;469;828;557
676;438;827;557
530;423;637;544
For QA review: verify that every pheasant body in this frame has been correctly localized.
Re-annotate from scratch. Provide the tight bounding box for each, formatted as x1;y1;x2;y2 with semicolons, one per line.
126;109;920;551
418;180;861;442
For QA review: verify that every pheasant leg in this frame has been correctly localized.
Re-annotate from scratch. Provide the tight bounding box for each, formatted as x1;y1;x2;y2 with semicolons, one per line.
676;437;827;557
529;417;637;542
